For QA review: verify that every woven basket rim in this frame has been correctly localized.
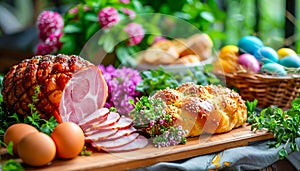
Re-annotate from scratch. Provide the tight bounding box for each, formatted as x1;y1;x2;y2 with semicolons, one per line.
215;70;300;80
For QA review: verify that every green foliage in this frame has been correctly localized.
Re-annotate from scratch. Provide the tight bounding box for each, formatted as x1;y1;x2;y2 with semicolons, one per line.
248;97;300;160
139;0;226;48
136;67;179;96
0;85;58;146
1;159;24;171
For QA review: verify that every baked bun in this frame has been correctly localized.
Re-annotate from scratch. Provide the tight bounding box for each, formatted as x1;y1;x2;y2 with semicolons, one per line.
151;82;247;137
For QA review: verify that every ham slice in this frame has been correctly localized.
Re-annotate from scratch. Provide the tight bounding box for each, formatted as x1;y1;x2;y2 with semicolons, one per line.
105;126;137;140
84;112;121;132
86;116;133;132
60;67;108;124
102;136;148;152
91;133;139;150
78;108;110;126
85;129;118;142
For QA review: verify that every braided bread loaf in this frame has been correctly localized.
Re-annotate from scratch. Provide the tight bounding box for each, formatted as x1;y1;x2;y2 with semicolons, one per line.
152;82;247;137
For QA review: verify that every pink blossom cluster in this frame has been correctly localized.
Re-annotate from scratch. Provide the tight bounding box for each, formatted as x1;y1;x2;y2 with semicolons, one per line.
36;11;64;55
124;22;145;46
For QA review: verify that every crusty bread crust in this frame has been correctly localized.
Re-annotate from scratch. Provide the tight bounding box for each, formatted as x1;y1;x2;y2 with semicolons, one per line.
152;82;247;137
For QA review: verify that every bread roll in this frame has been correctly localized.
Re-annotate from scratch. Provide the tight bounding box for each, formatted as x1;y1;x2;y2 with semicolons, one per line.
151;82;247;137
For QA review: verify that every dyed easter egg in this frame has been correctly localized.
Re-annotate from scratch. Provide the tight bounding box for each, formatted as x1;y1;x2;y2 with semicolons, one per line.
238;54;260;73
237;36;263;54
254;46;279;63
219;45;239;60
279;55;300;68
260;63;287;76
277;48;297;59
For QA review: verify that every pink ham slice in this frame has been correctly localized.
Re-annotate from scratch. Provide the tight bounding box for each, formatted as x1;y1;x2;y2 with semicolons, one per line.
86;116;133;132
59;66;108;124
105;126;137;140
85;129;118;142
78;108;110;126
84;112;121;132
91;133;139;150
102;136;148;152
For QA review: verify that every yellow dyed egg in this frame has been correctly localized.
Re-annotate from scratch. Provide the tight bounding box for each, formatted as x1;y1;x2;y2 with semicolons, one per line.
218;45;239;61
277;48;297;59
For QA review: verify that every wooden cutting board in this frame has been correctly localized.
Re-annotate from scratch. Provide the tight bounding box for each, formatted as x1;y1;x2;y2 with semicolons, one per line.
1;124;273;171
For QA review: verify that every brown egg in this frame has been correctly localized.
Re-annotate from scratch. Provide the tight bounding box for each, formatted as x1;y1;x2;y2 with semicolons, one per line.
18;132;56;166
4;123;39;155
51;122;85;159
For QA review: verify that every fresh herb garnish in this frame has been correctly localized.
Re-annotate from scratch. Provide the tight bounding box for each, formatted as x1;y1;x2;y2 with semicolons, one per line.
174;64;221;86
248;98;300;159
129;96;187;147
1;159;24;171
80;146;92;156
136;67;179;96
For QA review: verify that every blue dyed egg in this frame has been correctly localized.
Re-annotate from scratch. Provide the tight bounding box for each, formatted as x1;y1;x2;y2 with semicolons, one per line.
279;55;300;68
237;36;263;54
254;46;279;63
260;63;287;76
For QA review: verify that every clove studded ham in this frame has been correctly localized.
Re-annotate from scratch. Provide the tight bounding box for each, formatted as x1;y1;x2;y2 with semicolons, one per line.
1;54;108;123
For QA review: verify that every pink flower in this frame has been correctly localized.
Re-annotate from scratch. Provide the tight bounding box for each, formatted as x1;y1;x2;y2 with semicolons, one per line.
124;22;145;46
119;0;130;4
37;11;64;41
152;36;166;44
68;6;79;14
36;32;62;55
98;7;120;29
121;8;136;20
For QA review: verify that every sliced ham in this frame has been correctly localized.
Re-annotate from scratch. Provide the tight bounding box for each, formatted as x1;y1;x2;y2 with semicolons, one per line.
86;116;133;132
85;129;118;142
91;133;139;150
102;135;148;152
84;112;121;132
60;66;108;124
78;108;110;125
105;126;137;140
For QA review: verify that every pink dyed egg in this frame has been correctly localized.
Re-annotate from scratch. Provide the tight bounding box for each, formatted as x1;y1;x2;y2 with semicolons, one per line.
238;54;261;73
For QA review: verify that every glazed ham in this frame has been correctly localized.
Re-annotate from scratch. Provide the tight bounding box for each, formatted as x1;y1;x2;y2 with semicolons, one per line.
1;54;108;123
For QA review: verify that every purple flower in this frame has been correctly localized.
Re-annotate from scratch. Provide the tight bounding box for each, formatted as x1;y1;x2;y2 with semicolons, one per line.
98;65;142;115
37;11;64;41
124;22;145;46
98;7;120;28
121;8;136;20
119;0;130;4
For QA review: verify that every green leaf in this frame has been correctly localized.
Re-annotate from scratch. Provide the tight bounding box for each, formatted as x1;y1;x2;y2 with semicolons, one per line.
86;22;100;39
102;34;115;53
84;13;99;22
2;159;24;171
6;141;14;156
64;23;82;34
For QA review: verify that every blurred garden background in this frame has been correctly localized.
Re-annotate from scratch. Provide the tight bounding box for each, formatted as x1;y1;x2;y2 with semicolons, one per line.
0;0;299;73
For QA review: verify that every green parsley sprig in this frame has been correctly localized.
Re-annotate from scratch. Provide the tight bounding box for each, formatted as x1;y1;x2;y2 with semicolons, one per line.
247;99;300;159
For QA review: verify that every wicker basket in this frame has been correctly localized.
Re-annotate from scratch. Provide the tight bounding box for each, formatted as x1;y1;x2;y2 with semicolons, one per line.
215;70;300;110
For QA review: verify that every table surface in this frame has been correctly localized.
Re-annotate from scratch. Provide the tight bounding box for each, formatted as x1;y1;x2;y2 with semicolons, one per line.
1;124;273;171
